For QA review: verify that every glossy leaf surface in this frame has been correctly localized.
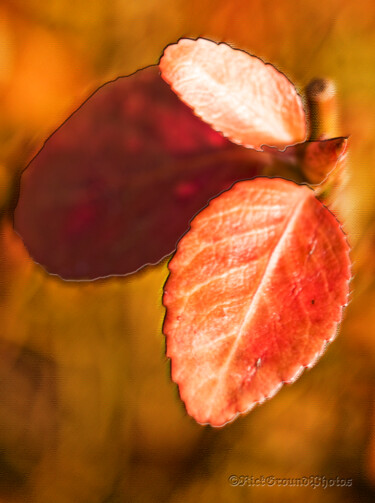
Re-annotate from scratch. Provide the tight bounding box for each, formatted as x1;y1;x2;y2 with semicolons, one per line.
14;66;263;279
163;178;351;426
160;38;307;151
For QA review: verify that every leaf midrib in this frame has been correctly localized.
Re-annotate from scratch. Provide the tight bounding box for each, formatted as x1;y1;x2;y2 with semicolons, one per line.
205;191;309;422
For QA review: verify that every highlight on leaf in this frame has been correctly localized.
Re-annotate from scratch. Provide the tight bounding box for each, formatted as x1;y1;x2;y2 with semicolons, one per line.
160;38;307;151
163;178;351;427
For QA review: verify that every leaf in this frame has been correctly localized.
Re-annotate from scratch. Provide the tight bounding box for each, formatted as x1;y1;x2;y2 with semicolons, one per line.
299;137;348;185
159;38;307;151
163;177;351;426
14;66;264;280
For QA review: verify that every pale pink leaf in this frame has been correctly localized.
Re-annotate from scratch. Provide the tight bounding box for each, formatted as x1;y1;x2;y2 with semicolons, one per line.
163;178;351;426
160;38;307;151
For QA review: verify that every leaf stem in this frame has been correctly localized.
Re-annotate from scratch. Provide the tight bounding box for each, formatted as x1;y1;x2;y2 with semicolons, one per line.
305;78;349;206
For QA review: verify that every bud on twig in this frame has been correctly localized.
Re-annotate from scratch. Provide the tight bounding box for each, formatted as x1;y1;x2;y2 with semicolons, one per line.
300;137;348;185
306;78;338;140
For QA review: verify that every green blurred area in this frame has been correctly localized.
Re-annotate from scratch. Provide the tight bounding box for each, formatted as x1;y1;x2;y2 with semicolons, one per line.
1;1;375;502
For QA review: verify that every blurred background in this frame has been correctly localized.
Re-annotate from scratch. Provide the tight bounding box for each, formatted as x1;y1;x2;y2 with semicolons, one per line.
1;1;375;502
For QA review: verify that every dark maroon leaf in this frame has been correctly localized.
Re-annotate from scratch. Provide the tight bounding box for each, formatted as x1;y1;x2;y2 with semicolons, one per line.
14;66;264;279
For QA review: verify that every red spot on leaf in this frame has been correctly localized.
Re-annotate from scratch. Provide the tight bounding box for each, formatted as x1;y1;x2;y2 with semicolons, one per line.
174;181;198;199
160;38;307;151
163;178;351;426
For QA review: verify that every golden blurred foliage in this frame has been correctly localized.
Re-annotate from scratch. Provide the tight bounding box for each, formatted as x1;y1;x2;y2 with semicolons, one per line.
1;0;375;502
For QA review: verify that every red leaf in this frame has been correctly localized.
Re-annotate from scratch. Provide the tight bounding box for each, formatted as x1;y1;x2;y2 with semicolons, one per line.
160;38;307;151
300;137;348;185
163;178;351;426
14;66;263;279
